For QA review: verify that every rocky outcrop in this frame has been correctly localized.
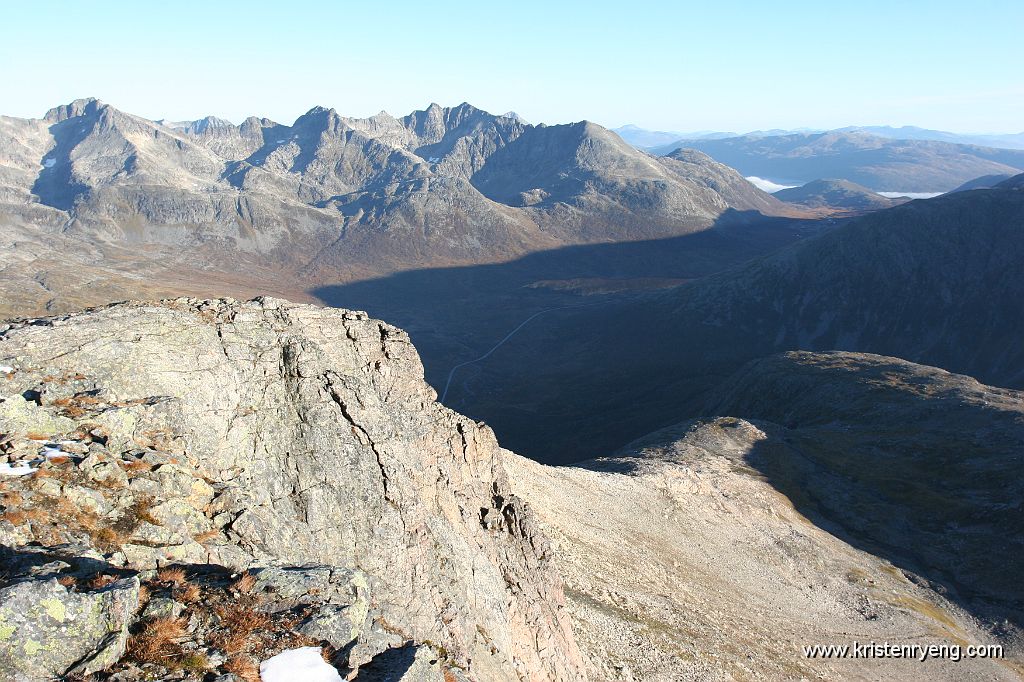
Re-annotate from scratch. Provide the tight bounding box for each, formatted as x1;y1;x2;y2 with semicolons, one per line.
0;297;584;681
0;572;139;680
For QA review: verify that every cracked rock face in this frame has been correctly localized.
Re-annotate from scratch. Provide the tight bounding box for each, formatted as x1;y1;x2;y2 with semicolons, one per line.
0;297;584;681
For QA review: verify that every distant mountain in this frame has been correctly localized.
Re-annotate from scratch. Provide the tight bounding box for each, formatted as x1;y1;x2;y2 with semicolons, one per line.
0;98;797;282
837;125;1024;150
651;132;1024;192
620;124;1024;153
612;125;736;148
773;178;907;213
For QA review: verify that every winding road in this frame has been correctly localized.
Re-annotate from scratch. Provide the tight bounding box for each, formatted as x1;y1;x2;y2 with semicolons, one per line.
439;303;602;404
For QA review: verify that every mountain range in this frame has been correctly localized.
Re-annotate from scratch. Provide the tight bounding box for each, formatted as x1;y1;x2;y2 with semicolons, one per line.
647;131;1024;192
615;123;1024;151
0;98;795;284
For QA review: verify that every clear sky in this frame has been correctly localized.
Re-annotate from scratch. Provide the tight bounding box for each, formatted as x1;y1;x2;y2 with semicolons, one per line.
1;0;1021;133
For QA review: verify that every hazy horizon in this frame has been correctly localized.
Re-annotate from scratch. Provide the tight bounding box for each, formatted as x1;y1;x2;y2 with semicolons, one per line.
2;0;1021;133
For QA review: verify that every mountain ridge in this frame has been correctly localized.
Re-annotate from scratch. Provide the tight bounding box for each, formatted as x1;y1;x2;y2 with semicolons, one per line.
0;98;802;283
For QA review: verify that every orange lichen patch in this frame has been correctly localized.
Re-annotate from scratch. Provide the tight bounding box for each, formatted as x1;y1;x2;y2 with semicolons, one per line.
193;529;220;544
2;510;27;525
23;508;47;523
120;458;155;474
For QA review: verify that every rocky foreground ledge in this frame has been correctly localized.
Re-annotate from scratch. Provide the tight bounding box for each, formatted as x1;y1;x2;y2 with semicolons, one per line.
0;298;583;681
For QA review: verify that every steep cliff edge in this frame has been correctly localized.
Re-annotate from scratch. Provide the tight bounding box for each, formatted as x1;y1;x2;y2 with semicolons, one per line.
0;298;583;681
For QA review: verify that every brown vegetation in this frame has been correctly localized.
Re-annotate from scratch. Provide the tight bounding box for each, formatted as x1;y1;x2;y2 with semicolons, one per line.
157;566;188;586
127;616;188;664
223;654;260;682
233;571;257;594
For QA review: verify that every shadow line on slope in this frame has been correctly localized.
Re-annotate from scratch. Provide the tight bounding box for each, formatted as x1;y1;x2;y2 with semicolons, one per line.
311;210;830;463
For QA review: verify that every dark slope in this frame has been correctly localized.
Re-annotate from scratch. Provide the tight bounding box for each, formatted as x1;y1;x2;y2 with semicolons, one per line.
436;181;1024;463
950;173;1016;192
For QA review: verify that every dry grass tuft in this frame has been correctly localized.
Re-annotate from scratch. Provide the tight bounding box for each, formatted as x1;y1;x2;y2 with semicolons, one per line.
157;566;188;586
233;572;257;594
125;495;161;526
176;583;202;603
218;602;270;633
57;575;77;589
128;616;189;664
223;654;260;682
93;527;123;550
215;630;250;657
88;573;117;590
210;600;271;661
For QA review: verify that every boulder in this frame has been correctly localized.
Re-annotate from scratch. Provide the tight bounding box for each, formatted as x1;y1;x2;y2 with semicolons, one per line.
0;575;140;680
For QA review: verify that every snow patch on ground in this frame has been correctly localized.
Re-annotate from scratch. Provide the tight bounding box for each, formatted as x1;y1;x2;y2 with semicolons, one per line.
260;647;342;682
0;365;14;374
0;462;37;476
745;176;798;193
41;445;66;460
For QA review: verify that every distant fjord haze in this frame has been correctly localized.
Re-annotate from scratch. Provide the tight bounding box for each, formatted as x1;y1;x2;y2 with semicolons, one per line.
614;125;1024;193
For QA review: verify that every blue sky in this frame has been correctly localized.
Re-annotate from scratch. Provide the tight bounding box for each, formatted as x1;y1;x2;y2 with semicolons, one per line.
1;0;1021;132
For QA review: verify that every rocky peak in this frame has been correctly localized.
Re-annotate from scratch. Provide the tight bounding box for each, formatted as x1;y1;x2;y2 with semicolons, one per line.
0;297;585;681
182;115;236;135
43;97;104;123
292;105;350;139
